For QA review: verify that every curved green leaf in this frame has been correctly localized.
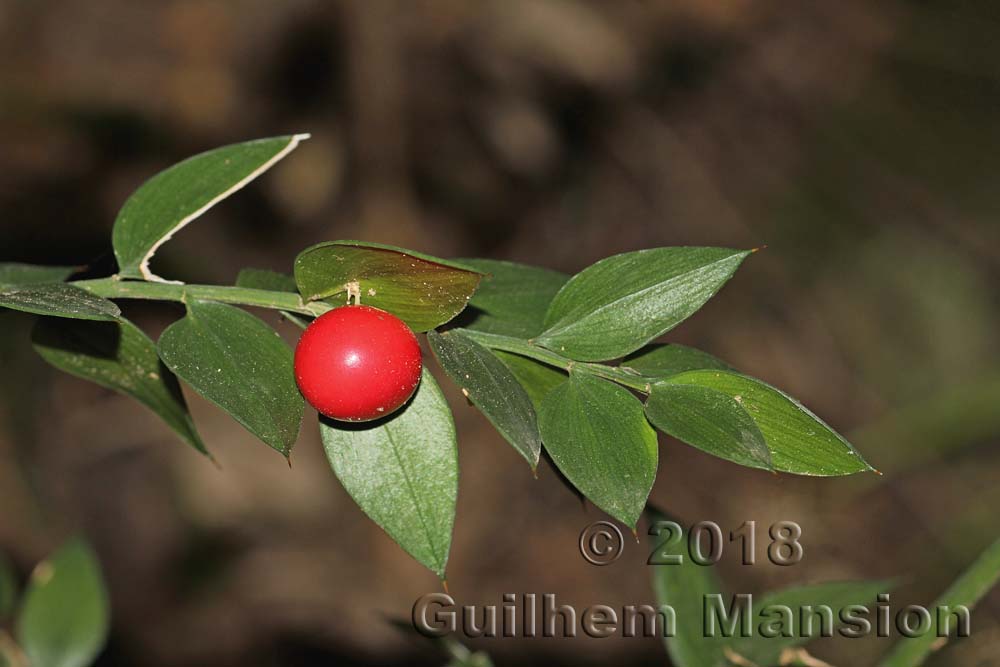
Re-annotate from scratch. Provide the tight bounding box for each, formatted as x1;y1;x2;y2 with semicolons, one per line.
293;241;484;332
0;284;120;321
728;580;892;666
320;370;457;577
537;247;750;361
625;343;732;378
112;135;308;281
0;263;76;286
16;538;109;667
459;259;569;338
648;507;726;667
880;537;1000;667
645;382;772;470
492;351;567;413
538;372;658;528
32;317;207;456
428;330;541;469
157;300;303;456
662;370;872;476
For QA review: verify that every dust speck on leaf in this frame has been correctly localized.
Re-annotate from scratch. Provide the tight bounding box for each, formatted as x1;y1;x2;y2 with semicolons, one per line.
32;561;54;585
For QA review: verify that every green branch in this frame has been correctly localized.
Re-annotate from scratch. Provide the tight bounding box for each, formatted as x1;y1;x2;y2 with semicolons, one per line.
73;278;333;317
71;279;653;394
459;329;652;393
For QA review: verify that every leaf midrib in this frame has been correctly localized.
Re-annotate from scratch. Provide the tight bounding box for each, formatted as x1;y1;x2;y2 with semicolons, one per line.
383;416;444;575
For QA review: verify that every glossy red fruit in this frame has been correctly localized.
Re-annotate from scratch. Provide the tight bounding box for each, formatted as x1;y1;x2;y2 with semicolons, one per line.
294;305;422;422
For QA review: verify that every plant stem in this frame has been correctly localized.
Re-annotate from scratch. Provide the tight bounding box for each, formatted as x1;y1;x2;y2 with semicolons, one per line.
459;329;652;393
72;278;333;317
71;279;651;392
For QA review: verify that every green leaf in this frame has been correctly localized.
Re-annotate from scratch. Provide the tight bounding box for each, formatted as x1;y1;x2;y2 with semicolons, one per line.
660;370;872;476
441;637;494;667
648;507;726;667
536;247;750;361
31;317;208;456
428;330;541;469
538;372;657;528
646;382;772;470
0;263;76;286
625;343;732;378
459;259;569;338
235;268;310;329
319;369;457;577
728;580;892;666
492;350;567;413
293;241;484;332
235;268;298;293
880;537;1000;667
0;552;16;619
0;284;120;321
112;135;308;281
16;538;109;667
157;300;303;456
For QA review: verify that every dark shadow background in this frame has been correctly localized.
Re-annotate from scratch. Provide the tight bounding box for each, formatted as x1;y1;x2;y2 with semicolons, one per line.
1;1;999;665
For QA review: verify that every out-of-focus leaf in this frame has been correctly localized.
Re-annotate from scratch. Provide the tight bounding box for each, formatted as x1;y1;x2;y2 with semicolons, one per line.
441;635;494;667
16;538;109;667
492;350;567;413
851;373;1000;476
459;259;569;338
429;330;541;469
625;343;732;378
320;370;457;578
293;241;484;332
880;537;1000;667
727;580;892;665
157;300;303;456
0;263;76;286
538;371;657;528
645;382;772;470
536;247;750;361
660;370;872;476
0;552;16;619
0;284;120;321
648;506;726;667
32;317;207;455
112;135;308;281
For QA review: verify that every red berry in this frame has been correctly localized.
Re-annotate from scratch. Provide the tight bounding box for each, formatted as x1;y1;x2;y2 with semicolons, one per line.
294;305;422;422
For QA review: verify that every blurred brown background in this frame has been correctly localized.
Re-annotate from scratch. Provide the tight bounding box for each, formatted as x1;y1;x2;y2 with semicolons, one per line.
1;1;999;665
